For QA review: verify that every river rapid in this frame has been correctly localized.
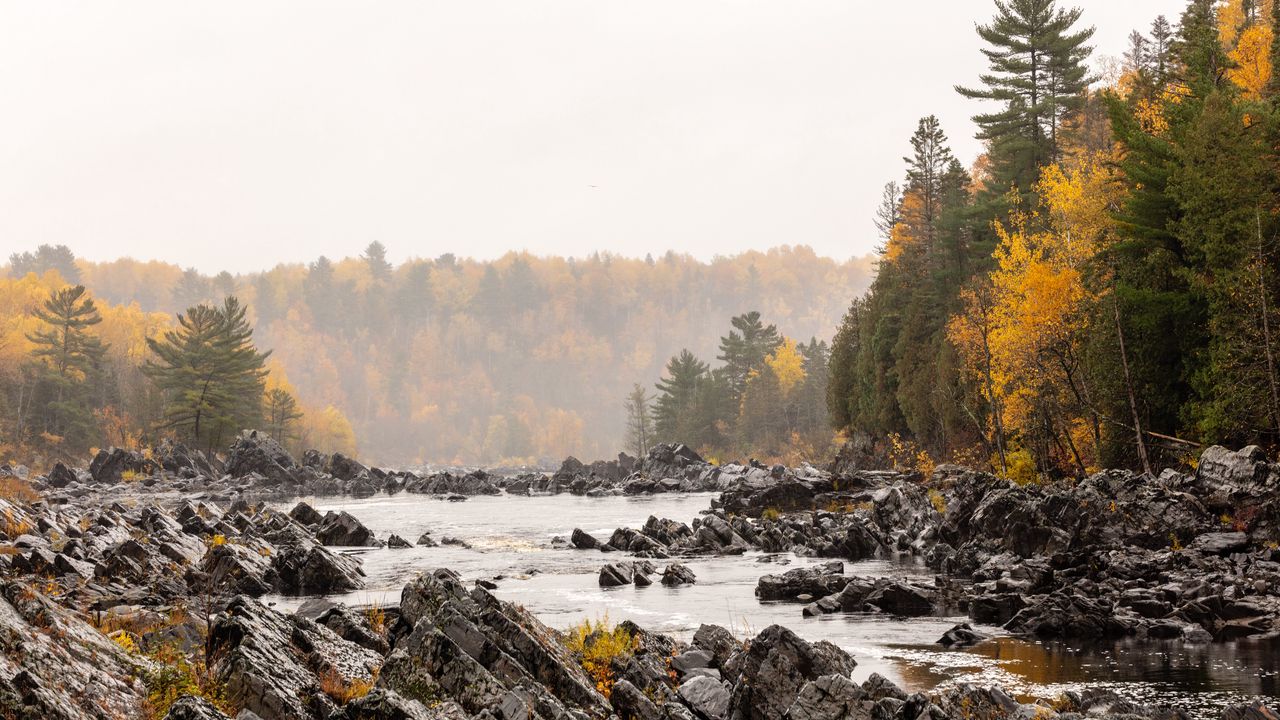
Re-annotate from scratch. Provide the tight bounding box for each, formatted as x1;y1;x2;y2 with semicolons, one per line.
266;492;1280;717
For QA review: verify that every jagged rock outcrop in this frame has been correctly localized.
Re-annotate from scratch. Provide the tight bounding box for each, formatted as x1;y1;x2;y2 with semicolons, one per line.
209;594;383;720
381;568;614;719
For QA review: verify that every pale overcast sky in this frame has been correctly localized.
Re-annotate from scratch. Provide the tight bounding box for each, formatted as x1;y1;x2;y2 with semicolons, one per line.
0;1;1174;273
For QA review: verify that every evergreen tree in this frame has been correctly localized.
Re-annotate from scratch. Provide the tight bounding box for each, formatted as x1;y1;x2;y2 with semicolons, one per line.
264;387;303;445
8;244;81;283
739;366;787;453
796;338;831;437
956;0;1095;196
827;299;864;430
363;241;392;282
394;261;434;330
623;383;654;457
145;297;270;452
172;268;213;310
653;350;709;443
717;312;782;402
1173;0;1227;92
1149;16;1174;86
24;285;107;449
304;256;338;329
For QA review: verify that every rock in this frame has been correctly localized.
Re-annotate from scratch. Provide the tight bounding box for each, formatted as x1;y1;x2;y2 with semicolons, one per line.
937;623;989;648
969;593;1027;625
326;452;370;482
786;674;870;720
661;562;697;587
678;675;731;719
345;688;461;720
88;447;156;484
316;604;391;654
0;581;148;719
756;562;848;601
571;528;602;550
1004;591;1127;639
271;536;365;594
692;624;739;668
1190;531;1249;555
416;533;438;547
161;695;233;720
1222;703;1280;720
209;595;382;720
287;501;324;526
387;534;413;549
382;568;612;719
722;624;855;720
864;582;934;616
46;462;78;488
315;511;383;547
225;429;298;484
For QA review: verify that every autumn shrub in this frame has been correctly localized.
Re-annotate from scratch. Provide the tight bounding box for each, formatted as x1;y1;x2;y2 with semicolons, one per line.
0;478;39;504
319;667;376;704
140;644;233;720
927;489;947;514
0;508;33;537
563;615;636;698
760;507;781;522
1004;446;1039;485
364;606;387;637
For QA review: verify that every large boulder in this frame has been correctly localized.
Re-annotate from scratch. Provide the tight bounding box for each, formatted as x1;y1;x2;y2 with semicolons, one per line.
269;529;366;594
380;568;612;719
225;429;298;484
722;624;856;720
755;562;848;601
315;511;383;547
88;447;156;484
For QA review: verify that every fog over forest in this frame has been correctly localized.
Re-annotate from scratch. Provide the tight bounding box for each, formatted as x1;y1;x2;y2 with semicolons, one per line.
2;244;872;465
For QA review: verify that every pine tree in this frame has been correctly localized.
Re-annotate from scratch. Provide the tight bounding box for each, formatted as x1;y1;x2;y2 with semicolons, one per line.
265;387;303;445
24;285;107;449
1150;16;1175;86
956;0;1095;196
145;297;271;452
623;383;654;457
653;350;709;442
717;312;782;402
363;241;392;282
305;256;338;329
904;116;957;252
1174;0;1228;92
739;365;785;452
8;244;81;283
172;268;213;310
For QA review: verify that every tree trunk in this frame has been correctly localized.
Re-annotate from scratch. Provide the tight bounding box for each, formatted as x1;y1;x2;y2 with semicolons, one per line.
1113;284;1152;475
1256;210;1280;440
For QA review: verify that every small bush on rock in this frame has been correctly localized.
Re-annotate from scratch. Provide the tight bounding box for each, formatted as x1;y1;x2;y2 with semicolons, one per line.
563;615;636;699
141;644;233;720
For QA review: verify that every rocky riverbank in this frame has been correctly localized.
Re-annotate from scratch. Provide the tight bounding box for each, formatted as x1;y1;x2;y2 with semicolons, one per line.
572;444;1280;647
1;432;1279;718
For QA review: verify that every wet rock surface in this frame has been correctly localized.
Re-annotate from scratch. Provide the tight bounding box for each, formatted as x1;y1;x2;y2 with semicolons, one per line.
0;434;1278;718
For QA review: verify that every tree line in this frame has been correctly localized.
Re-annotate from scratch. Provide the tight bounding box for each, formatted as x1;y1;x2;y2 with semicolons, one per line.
4;245;868;465
829;0;1280;480
0;272;352;462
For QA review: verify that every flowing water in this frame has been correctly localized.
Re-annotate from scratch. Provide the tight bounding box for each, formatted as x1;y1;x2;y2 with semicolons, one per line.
265;492;1280;717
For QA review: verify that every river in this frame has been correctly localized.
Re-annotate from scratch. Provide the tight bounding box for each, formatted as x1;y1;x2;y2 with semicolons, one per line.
265;492;1280;717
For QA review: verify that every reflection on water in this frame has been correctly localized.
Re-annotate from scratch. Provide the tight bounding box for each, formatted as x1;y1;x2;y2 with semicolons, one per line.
265;492;1279;717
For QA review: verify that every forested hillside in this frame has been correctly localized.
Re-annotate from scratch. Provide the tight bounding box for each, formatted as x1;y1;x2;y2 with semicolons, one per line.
1;245;872;465
829;0;1280;480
